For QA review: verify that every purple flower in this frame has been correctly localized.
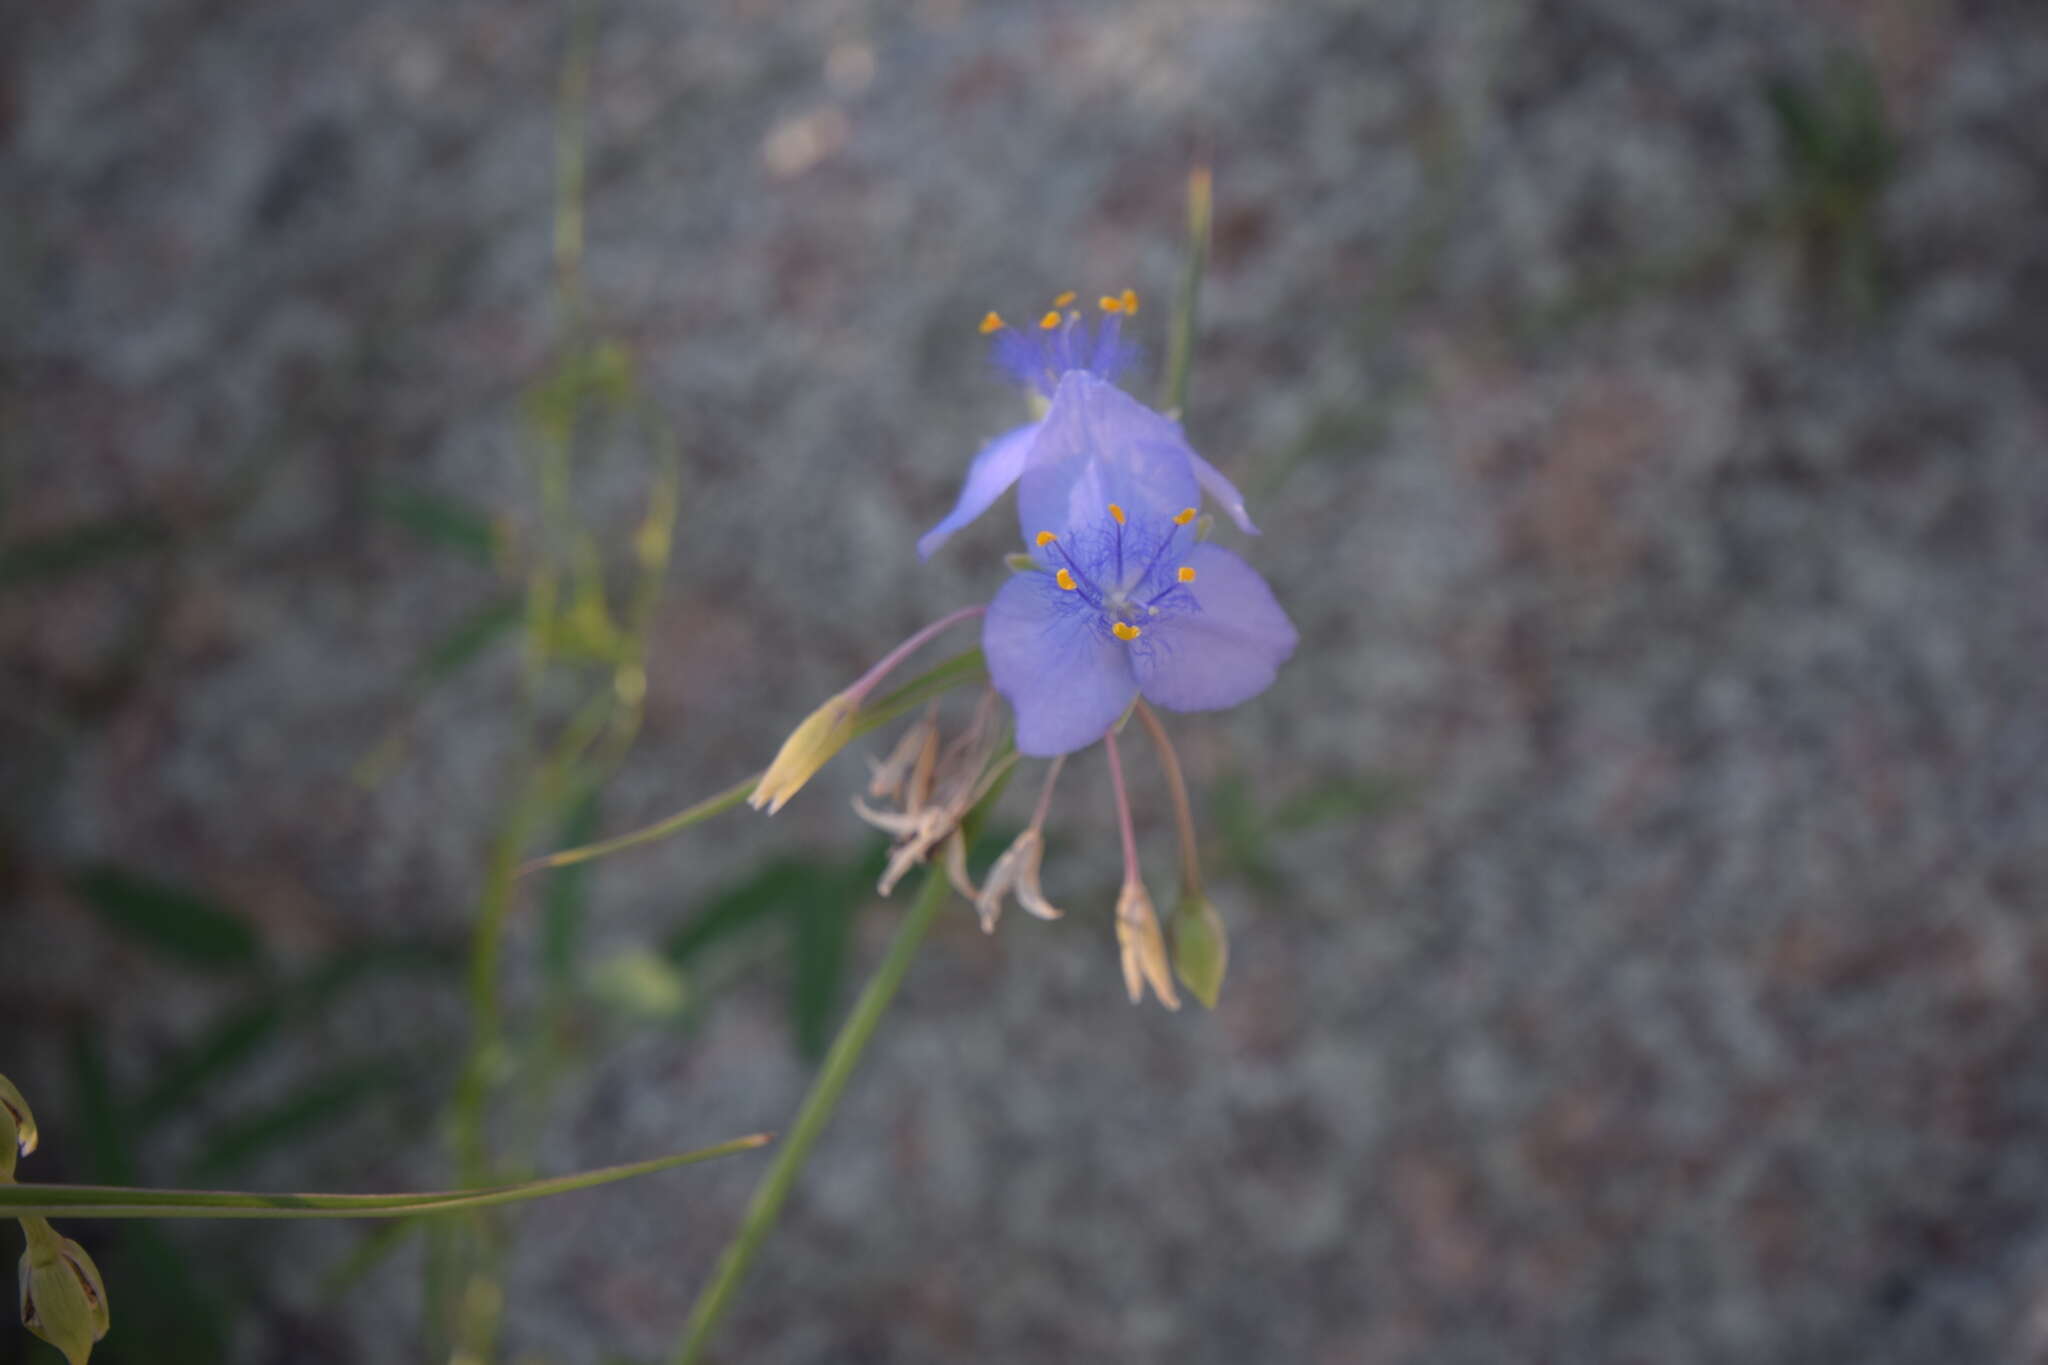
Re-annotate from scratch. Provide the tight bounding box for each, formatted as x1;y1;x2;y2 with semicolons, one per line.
923;296;1296;758
916;299;1260;561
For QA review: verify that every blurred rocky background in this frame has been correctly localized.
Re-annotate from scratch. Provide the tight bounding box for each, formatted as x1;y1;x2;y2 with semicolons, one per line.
6;0;2048;1362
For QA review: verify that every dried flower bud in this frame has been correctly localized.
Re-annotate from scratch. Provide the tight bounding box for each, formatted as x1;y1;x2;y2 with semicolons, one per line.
1114;878;1180;1010
854;693;1012;896
0;1075;36;1181
749;691;860;815
974;826;1064;934
19;1230;109;1365
1170;890;1229;1010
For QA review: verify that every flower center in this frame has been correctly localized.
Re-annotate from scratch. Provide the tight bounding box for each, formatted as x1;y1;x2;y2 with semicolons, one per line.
1036;504;1199;643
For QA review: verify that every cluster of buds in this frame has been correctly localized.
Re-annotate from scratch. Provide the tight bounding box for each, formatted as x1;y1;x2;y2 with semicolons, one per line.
852;693;1015;898
4;1076;110;1365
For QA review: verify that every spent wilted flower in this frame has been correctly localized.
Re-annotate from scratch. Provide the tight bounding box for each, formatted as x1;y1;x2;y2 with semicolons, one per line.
975;827;1062;934
1113;876;1179;1010
974;755;1069;933
853;692;1014;895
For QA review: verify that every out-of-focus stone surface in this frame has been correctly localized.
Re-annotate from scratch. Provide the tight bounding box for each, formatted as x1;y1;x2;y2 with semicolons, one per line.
6;1;2048;1362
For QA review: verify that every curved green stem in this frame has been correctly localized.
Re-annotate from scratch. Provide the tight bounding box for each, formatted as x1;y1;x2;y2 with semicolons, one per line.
518;648;988;878
672;866;951;1365
0;1137;770;1220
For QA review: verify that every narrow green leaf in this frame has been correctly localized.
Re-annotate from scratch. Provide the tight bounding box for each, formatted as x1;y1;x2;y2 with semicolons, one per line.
0;516;171;589
1271;775;1408;831
68;1028;137;1184
184;1059;415;1180
320;1218;423;1298
667;859;809;966
370;486;498;563
134;1000;284;1125
70;862;261;970
543;790;603;987
1161;163;1213;416
133;940;456;1127
0;1136;772;1219
788;875;857;1063
419;593;524;683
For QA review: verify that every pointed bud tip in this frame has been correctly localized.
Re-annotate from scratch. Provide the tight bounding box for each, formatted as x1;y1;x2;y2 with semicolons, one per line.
0;1076;36;1177
1171;891;1229;1010
751;693;861;815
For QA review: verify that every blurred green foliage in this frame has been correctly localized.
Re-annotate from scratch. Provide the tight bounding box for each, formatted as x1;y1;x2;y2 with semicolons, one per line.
1766;49;1898;315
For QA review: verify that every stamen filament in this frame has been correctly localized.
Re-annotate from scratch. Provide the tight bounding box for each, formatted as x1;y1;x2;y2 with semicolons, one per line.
1129;513;1193;589
1043;538;1102;605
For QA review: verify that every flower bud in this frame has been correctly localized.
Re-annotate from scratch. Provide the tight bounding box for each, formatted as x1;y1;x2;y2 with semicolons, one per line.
0;1075;36;1181
1170;891;1229;1010
1113;878;1180;1010
19;1231;109;1365
748;691;860;815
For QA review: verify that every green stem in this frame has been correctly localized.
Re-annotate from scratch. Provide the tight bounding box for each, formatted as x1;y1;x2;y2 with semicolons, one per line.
0;1137;770;1220
518;648;989;878
1161;164;1212;417
672;867;951;1365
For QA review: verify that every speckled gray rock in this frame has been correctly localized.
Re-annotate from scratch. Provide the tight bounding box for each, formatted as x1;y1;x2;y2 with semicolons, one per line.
7;1;2048;1362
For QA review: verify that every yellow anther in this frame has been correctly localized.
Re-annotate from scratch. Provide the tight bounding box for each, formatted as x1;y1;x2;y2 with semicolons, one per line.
1121;288;1139;314
1056;568;1077;591
1112;621;1142;641
1108;503;1126;525
1052;290;1076;307
1099;294;1124;313
1177;566;1197;583
978;311;1004;335
1038;310;1061;330
1172;507;1197;525
1035;530;1057;547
